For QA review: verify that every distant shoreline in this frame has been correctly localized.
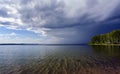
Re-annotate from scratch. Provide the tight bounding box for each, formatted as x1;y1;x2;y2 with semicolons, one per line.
0;43;119;46
0;44;39;45
0;44;87;46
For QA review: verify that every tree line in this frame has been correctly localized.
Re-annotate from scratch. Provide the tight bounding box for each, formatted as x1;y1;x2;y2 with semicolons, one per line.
90;30;120;44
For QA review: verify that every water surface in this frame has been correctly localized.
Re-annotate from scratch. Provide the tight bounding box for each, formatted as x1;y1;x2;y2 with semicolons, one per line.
0;45;120;74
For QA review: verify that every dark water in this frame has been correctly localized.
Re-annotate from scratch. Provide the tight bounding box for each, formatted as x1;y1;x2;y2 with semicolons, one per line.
0;45;120;74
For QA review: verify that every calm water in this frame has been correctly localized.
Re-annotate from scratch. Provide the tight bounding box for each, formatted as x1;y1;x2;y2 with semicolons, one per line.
0;45;91;65
0;45;120;74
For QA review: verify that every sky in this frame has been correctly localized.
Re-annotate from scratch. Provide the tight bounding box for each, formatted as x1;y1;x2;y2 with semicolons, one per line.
0;0;120;44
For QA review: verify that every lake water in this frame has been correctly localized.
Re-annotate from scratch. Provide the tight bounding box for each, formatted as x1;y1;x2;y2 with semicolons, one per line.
0;45;120;74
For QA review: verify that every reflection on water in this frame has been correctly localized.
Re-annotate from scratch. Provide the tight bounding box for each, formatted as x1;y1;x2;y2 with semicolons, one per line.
0;45;120;74
92;45;120;57
0;45;93;65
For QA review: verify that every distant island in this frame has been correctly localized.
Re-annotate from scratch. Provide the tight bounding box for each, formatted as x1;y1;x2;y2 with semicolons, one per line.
89;30;120;45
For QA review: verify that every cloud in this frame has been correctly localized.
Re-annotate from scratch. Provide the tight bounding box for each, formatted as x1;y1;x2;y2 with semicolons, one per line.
0;32;17;39
0;32;50;43
0;0;120;43
19;0;120;27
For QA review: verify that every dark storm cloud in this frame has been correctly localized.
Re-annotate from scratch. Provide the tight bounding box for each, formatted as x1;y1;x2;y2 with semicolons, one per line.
0;0;120;44
0;9;9;17
19;0;120;28
19;0;67;29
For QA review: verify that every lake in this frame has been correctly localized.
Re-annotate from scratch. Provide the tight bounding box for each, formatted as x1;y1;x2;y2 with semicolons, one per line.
0;45;120;74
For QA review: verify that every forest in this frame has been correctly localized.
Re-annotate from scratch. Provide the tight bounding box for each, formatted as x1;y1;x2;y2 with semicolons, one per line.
90;30;120;45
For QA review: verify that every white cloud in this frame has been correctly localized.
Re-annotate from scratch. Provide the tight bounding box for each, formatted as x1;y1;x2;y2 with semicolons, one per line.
0;0;120;43
0;32;17;41
0;33;59;44
0;17;23;25
10;32;17;36
0;32;16;37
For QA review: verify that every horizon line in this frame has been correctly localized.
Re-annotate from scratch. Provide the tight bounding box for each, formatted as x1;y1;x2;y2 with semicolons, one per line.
0;43;87;45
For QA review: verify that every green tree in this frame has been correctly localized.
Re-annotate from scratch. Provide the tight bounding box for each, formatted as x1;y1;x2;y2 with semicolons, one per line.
90;30;120;44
